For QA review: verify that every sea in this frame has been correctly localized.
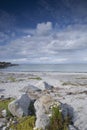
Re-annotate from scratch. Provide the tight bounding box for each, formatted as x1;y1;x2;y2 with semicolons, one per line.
0;64;87;73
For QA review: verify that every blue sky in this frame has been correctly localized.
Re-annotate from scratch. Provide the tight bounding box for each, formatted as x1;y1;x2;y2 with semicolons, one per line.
0;0;87;64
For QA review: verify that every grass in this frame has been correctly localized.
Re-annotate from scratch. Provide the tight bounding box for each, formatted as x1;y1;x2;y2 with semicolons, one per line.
0;98;71;130
7;103;71;130
0;98;14;118
47;106;71;130
62;81;87;86
9;116;35;130
7;100;36;130
7;77;16;82
76;77;87;79
28;77;42;80
62;82;78;86
0;98;36;130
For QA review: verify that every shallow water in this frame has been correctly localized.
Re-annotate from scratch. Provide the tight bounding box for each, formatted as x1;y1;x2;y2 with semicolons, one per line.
0;64;87;73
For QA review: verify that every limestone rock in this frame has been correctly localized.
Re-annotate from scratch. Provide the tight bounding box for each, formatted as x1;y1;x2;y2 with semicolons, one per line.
8;94;31;117
0;118;7;129
21;84;41;93
34;95;61;130
2;126;7;130
1;109;7;117
20;84;41;100
36;81;53;90
34;94;74;130
68;125;77;130
61;103;73;120
35;114;49;130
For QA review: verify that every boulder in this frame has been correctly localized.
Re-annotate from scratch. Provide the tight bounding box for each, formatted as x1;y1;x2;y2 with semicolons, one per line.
35;114;49;130
1;109;7;117
20;84;41;100
34;95;61;130
8;94;31;118
21;84;41;93
61;103;73;120
36;81;53;90
34;95;74;130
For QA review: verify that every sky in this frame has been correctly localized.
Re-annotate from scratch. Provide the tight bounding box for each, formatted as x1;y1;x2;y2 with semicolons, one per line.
0;0;87;64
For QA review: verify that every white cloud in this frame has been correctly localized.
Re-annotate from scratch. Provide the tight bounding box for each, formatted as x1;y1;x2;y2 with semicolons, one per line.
36;21;52;35
0;22;87;63
12;58;28;63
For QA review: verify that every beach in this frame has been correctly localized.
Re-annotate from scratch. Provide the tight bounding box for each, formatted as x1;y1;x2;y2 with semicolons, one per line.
0;72;87;130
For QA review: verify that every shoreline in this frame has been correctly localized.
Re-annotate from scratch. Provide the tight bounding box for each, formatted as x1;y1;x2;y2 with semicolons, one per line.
1;71;87;74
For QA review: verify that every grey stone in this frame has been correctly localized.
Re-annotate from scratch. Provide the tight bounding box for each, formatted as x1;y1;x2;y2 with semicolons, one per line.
35;114;49;130
36;81;53;90
68;125;77;130
0;118;7;128
34;95;61;130
2;126;7;130
8;94;31;117
61;103;73;120
1;109;7;117
21;84;41;93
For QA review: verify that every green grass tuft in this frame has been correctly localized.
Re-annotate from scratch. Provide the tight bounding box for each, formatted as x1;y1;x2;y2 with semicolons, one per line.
47;106;70;130
0;98;14;118
7;77;16;82
62;82;78;86
28;77;42;80
9;116;35;130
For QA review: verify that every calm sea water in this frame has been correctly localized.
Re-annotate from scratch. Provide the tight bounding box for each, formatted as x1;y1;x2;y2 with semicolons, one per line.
0;64;87;73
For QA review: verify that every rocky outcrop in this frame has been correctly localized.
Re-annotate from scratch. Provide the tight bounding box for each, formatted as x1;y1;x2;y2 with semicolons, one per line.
34;94;73;130
34;95;61;130
21;84;41;93
20;84;41;100
8;94;31;118
36;81;53;90
0;62;18;68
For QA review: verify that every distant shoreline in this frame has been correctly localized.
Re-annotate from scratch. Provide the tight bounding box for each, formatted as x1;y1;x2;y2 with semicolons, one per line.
0;62;18;69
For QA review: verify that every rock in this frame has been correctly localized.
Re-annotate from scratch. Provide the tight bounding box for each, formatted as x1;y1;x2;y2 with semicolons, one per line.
20;84;41;100
34;95;55;114
0;95;4;99
21;84;41;93
36;81;53;90
35;114;49;130
59;103;73;121
2;126;7;130
6;122;10;127
8;94;31;117
0;122;5;128
0;62;18;68
1;109;7;117
68;125;77;130
34;95;61;130
34;94;74;130
0;118;7;128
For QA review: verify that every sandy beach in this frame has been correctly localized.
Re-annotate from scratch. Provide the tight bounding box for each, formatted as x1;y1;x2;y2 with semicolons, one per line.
0;72;87;130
